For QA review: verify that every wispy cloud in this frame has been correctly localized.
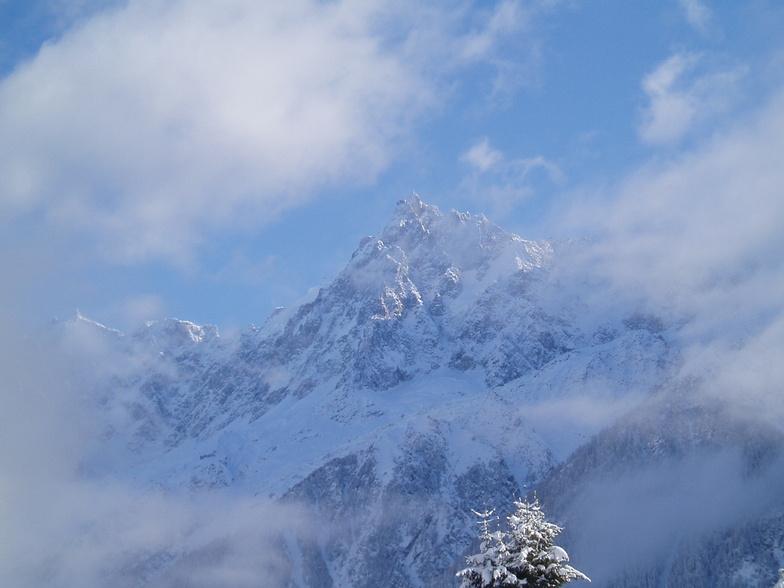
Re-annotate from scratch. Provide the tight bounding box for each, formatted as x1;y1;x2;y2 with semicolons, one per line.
460;137;564;218
638;51;746;146
1;480;309;587
563;80;784;422
549;96;784;578
548;90;784;581
460;137;504;173
676;0;719;37
459;0;531;62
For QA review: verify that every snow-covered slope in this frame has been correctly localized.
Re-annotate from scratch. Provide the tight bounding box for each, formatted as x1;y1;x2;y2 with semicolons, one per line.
40;194;782;587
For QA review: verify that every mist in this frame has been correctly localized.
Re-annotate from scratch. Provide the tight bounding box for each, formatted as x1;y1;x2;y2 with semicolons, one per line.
0;302;313;587
524;80;784;585
567;448;784;584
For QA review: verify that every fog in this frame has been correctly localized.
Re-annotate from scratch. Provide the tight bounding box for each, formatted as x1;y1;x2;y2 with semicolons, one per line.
0;318;314;587
568;449;784;584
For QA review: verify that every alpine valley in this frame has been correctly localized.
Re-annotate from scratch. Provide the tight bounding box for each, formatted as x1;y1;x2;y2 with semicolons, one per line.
38;195;784;587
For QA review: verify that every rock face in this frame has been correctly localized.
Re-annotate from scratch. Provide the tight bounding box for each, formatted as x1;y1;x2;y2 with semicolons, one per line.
46;195;784;587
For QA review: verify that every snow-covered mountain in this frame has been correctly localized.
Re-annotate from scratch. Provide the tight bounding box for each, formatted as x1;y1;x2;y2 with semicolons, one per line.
40;195;784;587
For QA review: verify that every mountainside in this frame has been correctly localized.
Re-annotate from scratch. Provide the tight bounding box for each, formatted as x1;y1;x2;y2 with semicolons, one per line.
39;195;784;587
534;375;784;587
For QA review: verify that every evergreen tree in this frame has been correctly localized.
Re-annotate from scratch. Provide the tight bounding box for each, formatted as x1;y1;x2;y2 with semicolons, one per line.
457;499;590;587
774;568;784;588
456;510;518;588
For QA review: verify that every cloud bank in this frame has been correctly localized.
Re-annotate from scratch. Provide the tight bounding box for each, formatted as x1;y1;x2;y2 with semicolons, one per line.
0;0;546;266
550;75;784;585
568;80;784;333
0;318;311;588
0;0;423;263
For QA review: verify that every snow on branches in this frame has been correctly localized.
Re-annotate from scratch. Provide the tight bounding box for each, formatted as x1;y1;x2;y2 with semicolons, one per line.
457;498;590;587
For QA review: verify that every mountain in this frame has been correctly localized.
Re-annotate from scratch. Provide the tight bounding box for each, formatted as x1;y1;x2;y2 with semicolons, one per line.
39;195;784;587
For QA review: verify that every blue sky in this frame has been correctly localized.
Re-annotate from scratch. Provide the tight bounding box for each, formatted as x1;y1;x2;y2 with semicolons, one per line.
1;0;784;333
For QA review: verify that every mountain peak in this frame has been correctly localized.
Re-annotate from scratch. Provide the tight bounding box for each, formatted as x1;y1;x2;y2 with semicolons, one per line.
133;318;218;348
390;192;441;229
373;194;535;273
397;190;426;213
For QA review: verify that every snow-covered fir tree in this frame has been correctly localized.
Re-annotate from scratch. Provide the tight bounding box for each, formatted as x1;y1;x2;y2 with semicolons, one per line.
456;510;519;587
773;568;784;588
457;498;590;587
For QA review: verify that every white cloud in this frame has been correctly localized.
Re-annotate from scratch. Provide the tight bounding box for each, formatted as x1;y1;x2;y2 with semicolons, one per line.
0;479;309;587
460;0;531;62
461;137;504;172
460;138;563;218
561;80;784;421
676;0;717;37
613;85;784;294
537;79;784;579
638;52;746;145
0;0;547;267
0;0;434;264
